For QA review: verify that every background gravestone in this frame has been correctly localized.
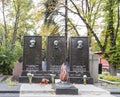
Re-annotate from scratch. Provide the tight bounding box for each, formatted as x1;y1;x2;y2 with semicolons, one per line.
69;37;89;71
23;36;42;72
46;36;66;72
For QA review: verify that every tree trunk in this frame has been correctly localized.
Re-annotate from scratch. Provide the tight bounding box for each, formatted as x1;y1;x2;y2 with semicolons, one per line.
2;0;8;48
109;62;116;75
11;3;20;50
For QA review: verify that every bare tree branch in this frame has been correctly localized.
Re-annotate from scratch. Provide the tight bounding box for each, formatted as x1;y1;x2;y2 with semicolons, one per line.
81;0;84;14
86;0;90;12
91;0;102;28
58;11;79;36
69;0;104;52
68;19;80;36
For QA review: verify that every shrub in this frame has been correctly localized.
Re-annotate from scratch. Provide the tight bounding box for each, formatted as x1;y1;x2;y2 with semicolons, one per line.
0;51;12;74
0;43;23;75
98;74;104;79
104;75;120;82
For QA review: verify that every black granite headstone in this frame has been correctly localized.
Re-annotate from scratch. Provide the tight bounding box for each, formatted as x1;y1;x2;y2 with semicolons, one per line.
69;37;89;71
69;37;93;84
23;36;42;72
19;36;43;83
46;36;66;73
55;82;78;95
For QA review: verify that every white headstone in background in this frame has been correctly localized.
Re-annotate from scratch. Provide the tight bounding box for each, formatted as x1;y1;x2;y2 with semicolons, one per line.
89;54;99;83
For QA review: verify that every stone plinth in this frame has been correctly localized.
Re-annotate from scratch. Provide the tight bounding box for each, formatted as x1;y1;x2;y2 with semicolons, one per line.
55;82;78;95
89;54;99;83
55;86;78;95
19;84;115;97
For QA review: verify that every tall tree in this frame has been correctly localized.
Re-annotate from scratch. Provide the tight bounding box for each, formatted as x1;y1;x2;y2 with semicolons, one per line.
68;0;119;75
1;0;34;50
1;0;8;48
0;0;34;74
11;0;20;50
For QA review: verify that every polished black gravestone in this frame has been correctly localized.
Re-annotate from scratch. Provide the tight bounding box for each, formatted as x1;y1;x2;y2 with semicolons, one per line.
46;36;66;74
19;36;44;83
55;82;78;95
69;37;93;84
23;36;42;71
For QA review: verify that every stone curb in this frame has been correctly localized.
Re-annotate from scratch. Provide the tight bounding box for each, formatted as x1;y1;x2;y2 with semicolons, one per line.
99;79;120;85
0;76;8;82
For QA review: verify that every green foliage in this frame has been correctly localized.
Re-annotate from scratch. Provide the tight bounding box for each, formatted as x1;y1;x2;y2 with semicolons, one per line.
0;42;23;75
0;0;32;75
99;74;120;82
98;0;119;74
104;75;120;82
91;39;100;52
39;24;59;37
109;42;120;68
0;46;14;75
98;74;104;79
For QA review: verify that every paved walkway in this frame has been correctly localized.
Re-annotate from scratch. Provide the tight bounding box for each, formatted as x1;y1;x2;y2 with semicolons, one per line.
94;82;120;94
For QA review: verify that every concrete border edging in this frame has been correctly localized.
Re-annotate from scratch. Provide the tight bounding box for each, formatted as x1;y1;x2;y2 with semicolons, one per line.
99;79;120;85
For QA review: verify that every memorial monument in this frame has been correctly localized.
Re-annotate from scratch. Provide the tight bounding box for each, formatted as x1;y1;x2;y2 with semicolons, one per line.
19;36;43;83
46;36;66;75
69;37;93;84
55;63;78;95
19;36;93;84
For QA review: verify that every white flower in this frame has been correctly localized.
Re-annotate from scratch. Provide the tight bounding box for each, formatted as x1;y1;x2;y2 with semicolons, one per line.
83;75;87;78
27;73;34;77
50;74;56;77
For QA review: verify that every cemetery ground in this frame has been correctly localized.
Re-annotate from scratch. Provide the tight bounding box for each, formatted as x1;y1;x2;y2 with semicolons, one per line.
0;75;120;97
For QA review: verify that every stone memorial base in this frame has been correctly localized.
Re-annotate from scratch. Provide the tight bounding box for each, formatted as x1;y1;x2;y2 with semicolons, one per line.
19;84;115;97
69;77;93;84
19;76;51;83
19;71;54;83
55;81;78;95
55;86;78;95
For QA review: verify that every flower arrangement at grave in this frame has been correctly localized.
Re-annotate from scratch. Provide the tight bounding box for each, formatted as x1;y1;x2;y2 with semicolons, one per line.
50;74;56;84
27;73;34;84
42;78;49;84
83;75;87;85
38;78;49;85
